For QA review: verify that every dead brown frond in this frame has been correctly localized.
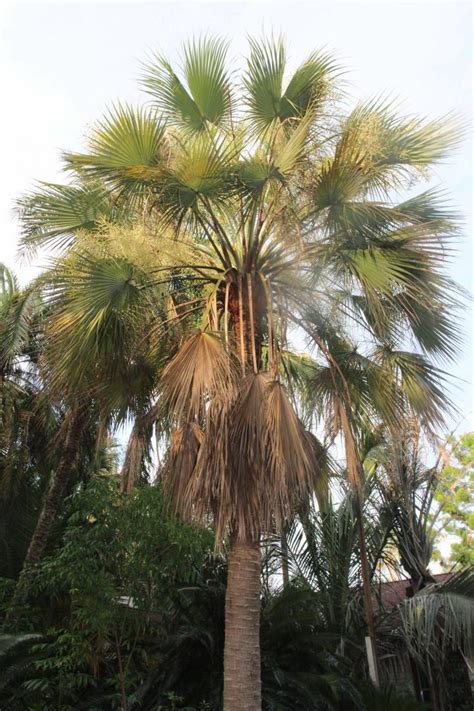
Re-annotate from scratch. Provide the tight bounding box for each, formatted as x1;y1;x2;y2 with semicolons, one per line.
120;419;147;494
229;375;321;540
162;423;204;507
160;329;238;423
162;372;323;545
185;397;233;543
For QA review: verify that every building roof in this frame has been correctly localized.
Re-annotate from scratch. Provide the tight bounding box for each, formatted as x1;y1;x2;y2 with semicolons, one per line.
378;573;452;609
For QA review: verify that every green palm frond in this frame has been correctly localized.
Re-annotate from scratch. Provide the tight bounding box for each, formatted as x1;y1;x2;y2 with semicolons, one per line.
244;36;339;134
244;36;286;133
0;287;41;371
375;347;453;427
184;36;231;127
44;252;156;396
280;49;340;120
17;181;116;254
235;111;313;201
306;99;464;227
399;568;474;663
65;103;166;197
236;154;279;197
396;187;461;224
0;264;16;300
154;133;237;227
274;110;314;174
296;321;402;432
141;36;230;132
393;289;461;361
338;99;463;182
315;220;461;364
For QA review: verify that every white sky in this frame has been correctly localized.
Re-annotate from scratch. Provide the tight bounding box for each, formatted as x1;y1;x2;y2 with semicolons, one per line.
1;0;472;428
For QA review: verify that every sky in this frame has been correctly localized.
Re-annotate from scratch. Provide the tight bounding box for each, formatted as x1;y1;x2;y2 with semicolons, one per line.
0;0;472;428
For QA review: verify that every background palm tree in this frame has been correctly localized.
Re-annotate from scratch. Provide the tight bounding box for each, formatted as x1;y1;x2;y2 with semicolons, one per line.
14;35;463;708
366;424;474;708
0;265;59;581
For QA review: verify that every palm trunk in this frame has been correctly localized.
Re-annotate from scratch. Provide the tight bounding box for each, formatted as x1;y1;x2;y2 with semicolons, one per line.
340;410;380;686
223;537;262;711
3;409;84;630
354;491;380;686
223;278;264;709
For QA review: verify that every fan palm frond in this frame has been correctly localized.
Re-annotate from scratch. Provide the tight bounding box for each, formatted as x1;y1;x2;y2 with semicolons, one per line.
65;103;166;199
17;181;117;254
141;36;231;133
244;36;339;134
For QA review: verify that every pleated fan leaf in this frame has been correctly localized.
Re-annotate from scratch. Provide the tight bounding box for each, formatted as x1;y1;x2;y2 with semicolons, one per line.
160;330;237;424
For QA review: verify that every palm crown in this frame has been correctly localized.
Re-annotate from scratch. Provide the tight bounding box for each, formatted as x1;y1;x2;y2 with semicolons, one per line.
18;35;461;542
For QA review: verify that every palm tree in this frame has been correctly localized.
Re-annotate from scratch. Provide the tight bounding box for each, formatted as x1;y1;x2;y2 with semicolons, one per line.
367;424;474;707
370;423;439;592
4;226;174;627
17;36;462;708
284;479;394;650
293;323;454;682
0;265;61;581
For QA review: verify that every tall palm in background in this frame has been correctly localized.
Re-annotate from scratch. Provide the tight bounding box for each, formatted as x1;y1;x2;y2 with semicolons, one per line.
292;324;452;681
14;36;462;709
0;262;104;627
0;265;59;580
366;427;474;707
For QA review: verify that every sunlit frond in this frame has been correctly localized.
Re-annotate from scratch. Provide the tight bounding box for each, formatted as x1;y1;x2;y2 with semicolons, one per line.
244;36;339;134
244;36;286;133
65;104;165;199
44;252;157;396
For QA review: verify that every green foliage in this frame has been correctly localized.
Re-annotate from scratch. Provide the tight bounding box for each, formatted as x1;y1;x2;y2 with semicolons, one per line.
355;682;427;711
0;474;438;710
64;104;166;198
141;36;231;133
36;476;213;622
17;181;117;254
0;633;43;698
433;433;474;567
0;478;214;708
